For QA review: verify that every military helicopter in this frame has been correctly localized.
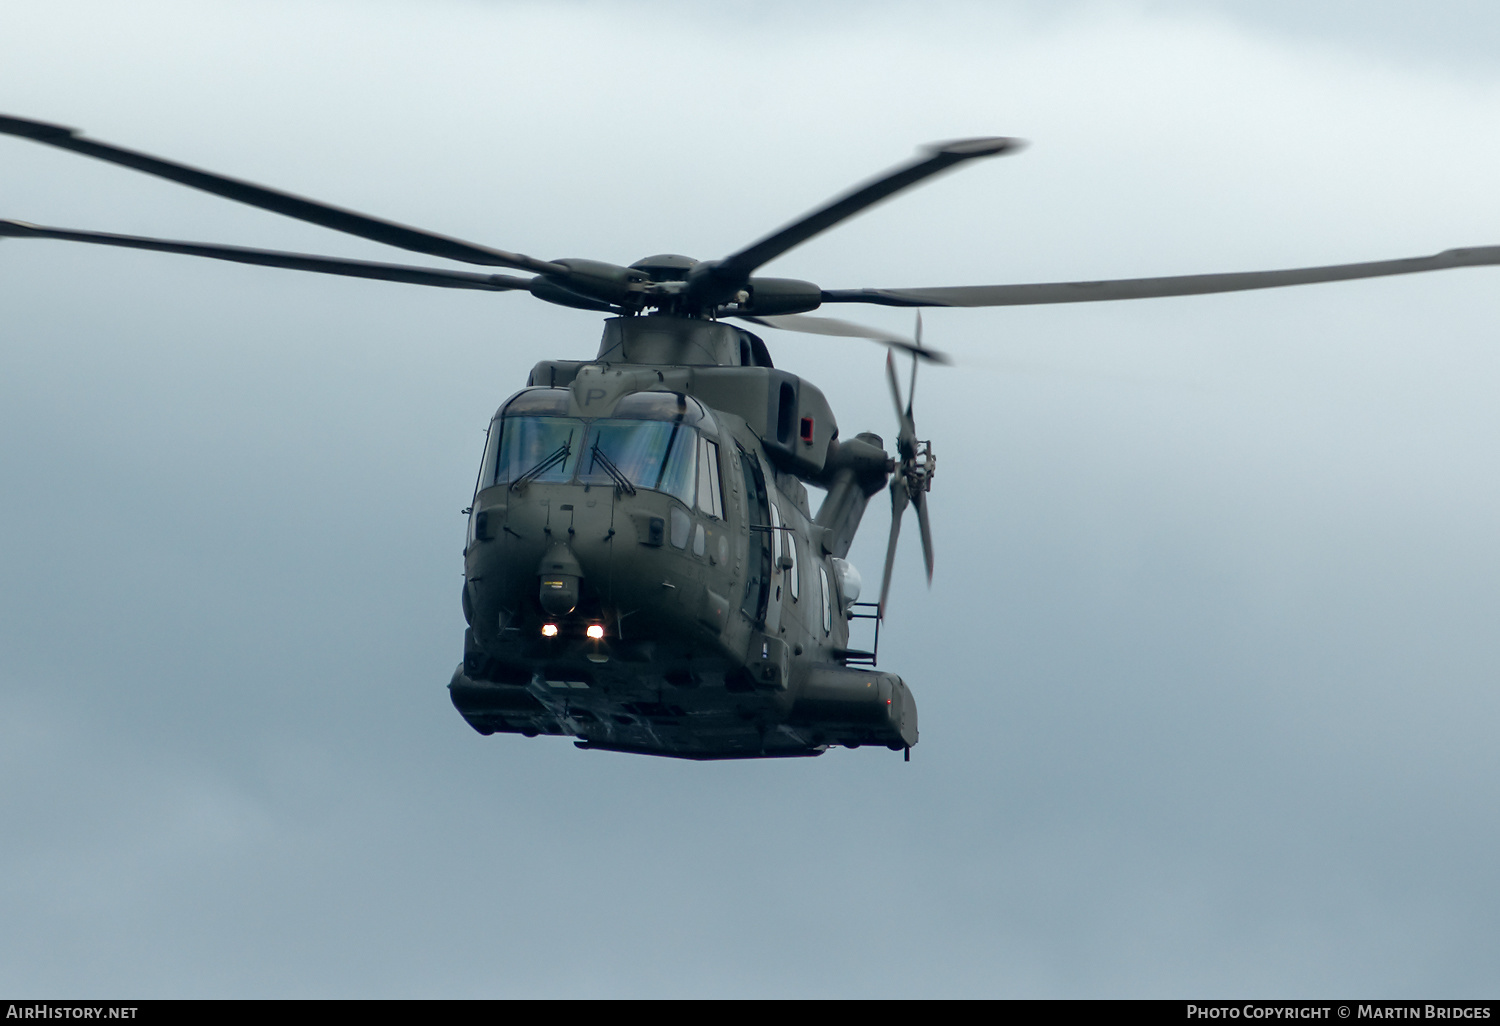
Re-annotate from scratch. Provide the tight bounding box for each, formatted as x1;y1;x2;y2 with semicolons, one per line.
5;113;1499;761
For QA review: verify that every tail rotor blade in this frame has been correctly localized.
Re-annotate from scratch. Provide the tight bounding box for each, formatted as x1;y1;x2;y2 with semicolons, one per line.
886;351;916;452
906;319;920;421
915;489;935;585
879;477;910;619
885;349;904;416
882;326;934;615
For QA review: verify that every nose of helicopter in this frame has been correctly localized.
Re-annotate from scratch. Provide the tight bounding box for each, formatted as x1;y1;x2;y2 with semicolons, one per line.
470;482;697;648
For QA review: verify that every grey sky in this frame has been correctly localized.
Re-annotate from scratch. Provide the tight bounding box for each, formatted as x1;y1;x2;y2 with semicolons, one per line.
3;0;1499;997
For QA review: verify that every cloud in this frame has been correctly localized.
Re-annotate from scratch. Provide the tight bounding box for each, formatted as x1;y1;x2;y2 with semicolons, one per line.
2;0;1499;997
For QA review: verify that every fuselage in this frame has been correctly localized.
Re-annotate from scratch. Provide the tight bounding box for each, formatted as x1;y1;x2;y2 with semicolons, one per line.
449;316;918;759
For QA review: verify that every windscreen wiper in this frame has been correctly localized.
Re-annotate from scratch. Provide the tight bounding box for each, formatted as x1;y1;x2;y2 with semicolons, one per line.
589;443;637;496
510;440;572;491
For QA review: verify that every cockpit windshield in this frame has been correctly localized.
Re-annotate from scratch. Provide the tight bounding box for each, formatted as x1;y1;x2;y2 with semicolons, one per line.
580;419;696;502
497;417;578;485
477;388;709;508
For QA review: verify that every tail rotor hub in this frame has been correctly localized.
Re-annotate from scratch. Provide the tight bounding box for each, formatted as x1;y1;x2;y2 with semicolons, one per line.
901;439;935;501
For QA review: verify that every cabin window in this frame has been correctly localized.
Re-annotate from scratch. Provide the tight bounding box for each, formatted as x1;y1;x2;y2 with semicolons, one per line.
696;438;724;519
771;489;800;602
769;502;789;604
819;566;831;634
787;531;800;602
737;446;772;626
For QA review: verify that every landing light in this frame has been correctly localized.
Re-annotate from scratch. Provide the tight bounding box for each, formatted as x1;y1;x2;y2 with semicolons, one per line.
586;624;605;640
541;623;559;638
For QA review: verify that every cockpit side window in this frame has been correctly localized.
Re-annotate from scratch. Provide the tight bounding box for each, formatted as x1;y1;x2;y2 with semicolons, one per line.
696;437;724;519
476;416;504;494
654;425;697;505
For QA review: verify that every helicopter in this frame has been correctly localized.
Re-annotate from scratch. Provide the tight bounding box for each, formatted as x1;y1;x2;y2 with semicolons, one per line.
5;113;1500;762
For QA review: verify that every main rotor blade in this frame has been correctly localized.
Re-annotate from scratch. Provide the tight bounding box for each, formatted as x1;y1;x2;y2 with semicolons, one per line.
704;137;1023;292
0;113;567;275
734;313;950;363
821;246;1500;308
0;220;534;291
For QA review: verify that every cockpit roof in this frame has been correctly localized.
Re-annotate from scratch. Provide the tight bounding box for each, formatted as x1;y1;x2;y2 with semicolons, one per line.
499;387;713;425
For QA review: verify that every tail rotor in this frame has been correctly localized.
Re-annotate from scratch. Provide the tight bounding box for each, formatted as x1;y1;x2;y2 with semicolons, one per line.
877;314;937;619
